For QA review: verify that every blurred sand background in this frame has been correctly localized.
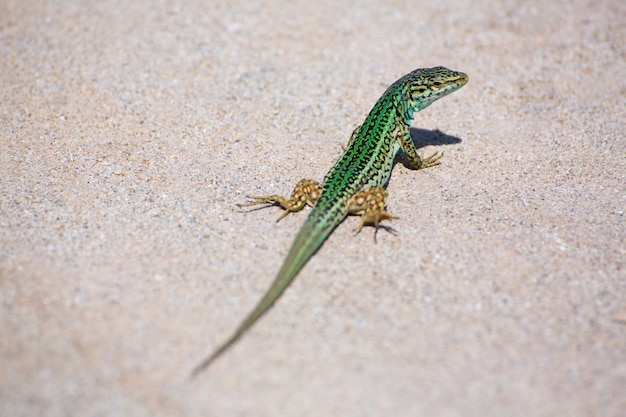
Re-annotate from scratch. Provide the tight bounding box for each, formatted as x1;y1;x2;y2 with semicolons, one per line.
1;0;625;416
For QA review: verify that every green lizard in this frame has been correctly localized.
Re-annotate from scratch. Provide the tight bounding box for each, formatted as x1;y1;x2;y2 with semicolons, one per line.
192;66;468;376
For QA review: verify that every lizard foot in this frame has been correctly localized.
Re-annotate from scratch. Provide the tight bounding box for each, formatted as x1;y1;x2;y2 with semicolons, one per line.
237;179;322;221
348;188;397;238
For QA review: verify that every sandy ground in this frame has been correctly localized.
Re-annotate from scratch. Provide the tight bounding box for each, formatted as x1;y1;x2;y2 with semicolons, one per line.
1;0;625;416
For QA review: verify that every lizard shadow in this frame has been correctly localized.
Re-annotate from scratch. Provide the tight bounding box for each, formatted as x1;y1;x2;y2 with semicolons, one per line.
394;127;462;168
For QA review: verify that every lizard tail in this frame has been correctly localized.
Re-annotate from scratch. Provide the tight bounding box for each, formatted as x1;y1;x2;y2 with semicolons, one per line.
191;206;344;377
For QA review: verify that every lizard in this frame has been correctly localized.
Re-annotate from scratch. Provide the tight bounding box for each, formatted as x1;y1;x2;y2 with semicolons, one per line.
192;66;468;376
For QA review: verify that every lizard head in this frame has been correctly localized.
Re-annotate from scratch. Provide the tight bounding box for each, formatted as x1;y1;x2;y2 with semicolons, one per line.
405;66;468;112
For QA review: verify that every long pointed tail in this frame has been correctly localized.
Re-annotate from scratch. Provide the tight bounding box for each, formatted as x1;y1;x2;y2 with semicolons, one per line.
191;206;344;377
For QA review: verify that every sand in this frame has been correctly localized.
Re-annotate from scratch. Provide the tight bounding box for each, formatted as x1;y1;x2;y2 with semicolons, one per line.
1;0;625;416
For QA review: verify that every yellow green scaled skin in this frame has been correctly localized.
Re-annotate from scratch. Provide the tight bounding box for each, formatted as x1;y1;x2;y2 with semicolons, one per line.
192;66;468;376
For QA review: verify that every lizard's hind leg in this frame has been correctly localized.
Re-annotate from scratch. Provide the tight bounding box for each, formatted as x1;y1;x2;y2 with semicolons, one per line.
347;188;396;234
238;179;322;221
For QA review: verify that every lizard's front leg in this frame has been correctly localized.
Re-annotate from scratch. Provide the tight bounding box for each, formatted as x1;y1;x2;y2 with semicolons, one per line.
341;125;362;151
238;179;322;221
347;188;396;233
397;128;443;170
